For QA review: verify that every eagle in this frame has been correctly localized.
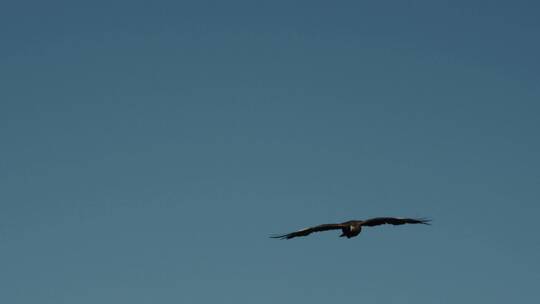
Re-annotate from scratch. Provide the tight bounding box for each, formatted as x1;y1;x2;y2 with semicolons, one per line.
271;217;431;239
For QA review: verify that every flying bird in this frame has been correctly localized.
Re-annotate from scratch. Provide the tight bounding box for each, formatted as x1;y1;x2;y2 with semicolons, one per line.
271;217;430;239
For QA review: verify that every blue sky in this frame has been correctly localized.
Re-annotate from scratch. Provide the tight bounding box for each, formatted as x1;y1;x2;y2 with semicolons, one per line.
1;1;539;303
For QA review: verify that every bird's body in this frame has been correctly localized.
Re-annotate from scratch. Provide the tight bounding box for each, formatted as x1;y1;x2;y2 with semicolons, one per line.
339;220;362;238
271;217;430;239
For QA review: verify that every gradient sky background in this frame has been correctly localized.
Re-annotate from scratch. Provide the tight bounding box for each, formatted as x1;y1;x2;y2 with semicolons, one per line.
1;1;539;303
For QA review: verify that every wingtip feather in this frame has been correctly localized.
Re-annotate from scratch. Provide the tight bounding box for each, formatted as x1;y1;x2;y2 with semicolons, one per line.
269;234;288;240
419;218;432;225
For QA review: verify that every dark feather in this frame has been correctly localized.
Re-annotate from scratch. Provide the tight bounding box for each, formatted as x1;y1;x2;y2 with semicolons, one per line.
270;223;344;240
360;217;431;227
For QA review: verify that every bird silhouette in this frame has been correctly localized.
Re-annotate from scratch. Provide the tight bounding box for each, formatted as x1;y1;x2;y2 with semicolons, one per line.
271;217;430;239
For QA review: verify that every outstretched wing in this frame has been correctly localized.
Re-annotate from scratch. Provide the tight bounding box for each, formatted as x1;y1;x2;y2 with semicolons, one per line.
360;217;431;227
270;223;344;240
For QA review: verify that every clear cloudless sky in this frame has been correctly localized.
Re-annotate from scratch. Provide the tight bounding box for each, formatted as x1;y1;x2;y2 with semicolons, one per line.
1;1;539;303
